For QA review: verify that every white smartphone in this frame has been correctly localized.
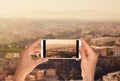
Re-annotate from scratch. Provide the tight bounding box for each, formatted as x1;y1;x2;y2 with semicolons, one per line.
41;39;81;59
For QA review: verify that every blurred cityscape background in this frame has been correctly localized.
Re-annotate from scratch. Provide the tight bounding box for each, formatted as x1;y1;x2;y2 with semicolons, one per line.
0;19;120;81
0;0;120;81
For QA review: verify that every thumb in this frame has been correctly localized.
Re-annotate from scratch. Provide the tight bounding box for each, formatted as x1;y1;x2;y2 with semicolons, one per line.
35;58;48;65
79;45;87;59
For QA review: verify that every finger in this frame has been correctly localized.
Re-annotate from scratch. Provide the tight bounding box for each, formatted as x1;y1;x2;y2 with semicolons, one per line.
79;45;87;59
35;58;48;65
32;50;40;54
31;47;41;55
80;38;95;56
33;47;41;51
80;38;91;49
29;39;41;51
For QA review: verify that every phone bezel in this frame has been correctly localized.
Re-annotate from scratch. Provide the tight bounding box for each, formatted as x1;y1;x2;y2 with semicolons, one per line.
41;39;81;59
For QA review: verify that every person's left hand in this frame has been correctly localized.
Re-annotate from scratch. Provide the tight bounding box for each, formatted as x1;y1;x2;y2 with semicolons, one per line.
14;39;48;81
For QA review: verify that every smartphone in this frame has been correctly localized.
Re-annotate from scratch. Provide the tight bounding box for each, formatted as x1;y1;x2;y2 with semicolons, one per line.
41;39;81;59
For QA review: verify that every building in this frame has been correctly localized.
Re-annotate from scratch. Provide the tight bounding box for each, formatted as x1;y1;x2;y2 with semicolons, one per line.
5;75;14;81
5;53;19;59
36;70;44;80
91;46;113;57
90;37;109;46
26;75;35;81
103;71;120;81
4;69;44;81
45;69;56;76
91;46;120;57
112;47;120;57
0;74;6;81
0;66;4;74
115;40;120;46
8;60;18;69
90;37;120;46
30;69;44;80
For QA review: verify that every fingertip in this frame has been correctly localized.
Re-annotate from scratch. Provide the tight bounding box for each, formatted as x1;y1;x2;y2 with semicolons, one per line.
79;38;86;47
79;46;87;59
43;58;48;62
35;58;48;65
36;38;41;44
30;38;41;49
80;38;90;49
80;38;85;43
80;38;85;44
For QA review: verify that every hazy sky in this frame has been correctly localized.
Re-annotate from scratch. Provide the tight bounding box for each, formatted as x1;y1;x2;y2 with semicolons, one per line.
46;40;76;45
0;0;120;19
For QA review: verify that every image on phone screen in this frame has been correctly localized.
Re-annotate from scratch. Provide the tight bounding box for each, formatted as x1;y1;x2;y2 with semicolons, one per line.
42;39;79;59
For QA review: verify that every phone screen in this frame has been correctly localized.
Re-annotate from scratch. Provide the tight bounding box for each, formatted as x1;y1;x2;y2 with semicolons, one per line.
42;39;79;59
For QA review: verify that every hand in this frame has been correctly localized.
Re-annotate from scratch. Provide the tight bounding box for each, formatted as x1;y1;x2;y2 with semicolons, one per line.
80;38;98;81
14;39;48;81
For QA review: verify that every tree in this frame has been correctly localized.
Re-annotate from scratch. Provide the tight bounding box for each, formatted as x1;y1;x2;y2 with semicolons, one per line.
70;68;79;80
95;66;104;80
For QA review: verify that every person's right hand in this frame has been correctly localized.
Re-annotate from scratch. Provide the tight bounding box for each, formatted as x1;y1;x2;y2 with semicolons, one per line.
14;39;48;81
80;38;98;81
